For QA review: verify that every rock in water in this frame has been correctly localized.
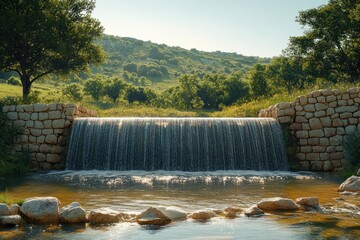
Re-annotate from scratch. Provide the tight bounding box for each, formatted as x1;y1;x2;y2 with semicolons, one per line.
20;197;60;223
0;215;22;226
244;205;264;217
59;202;87;223
338;176;360;192
156;206;187;221
295;197;319;207
357;168;360;176
136;207;171;225
88;208;120;224
191;211;216;221
257;197;298;211
0;204;11;216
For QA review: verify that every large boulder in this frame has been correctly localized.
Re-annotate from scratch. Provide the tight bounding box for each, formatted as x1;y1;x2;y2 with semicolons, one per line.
136;207;171;226
20;197;60;223
156;206;187;221
88;208;120;224
338;176;360;192
59;202;87;223
257;197;298;211
0;215;22;226
0;203;11;216
244;205;264;217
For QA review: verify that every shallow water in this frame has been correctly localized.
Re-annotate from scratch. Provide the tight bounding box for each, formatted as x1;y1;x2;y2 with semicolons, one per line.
1;171;359;239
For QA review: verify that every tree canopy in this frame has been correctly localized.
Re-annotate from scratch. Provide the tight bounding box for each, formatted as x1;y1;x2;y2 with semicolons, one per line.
288;0;360;83
0;0;105;98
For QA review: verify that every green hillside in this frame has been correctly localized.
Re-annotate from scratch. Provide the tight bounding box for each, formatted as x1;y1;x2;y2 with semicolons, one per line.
88;35;270;89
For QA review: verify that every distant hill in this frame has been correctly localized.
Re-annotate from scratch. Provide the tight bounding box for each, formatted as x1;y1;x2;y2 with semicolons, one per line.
88;35;271;86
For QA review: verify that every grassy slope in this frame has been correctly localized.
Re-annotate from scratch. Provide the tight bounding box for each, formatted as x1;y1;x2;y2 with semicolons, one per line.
1;82;358;117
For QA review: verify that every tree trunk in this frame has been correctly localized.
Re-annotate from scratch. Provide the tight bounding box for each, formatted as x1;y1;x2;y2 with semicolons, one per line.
21;74;32;101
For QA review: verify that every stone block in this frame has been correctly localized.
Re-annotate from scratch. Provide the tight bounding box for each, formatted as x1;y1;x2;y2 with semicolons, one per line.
312;146;326;153
295;105;303;111
353;111;360;117
48;111;62;119
52;119;65;129
36;153;46;162
309;129;324;138
348;99;354;105
315;103;327;111
311;90;321;98
309;118;322;129
39;144;51;153
8;106;16;111
31;113;38;120
336;106;358;113
47;154;61;163
337;127;345;135
23;105;34;112
329;135;342;146
45;135;58;144
289;123;302;131
43;120;52;129
348;87;360;94
305;112;313;119
345;125;356;134
320;138;330;146
19;112;31;120
6;112;18;120
320;117;331;127
332;118;343;127
337;100;347;106
349;118;358;125
296;153;306;160
36;136;45;144
321;89;333;96
30;128;42;137
323;161;333;171
314;111;326;118
302;123;310;130
317;96;325;103
29;135;36;143
342;93;350;100
326;95;337;103
308;138;320;146
304;104;315;112
298;96;307;105
330;152;343;160
300;146;312;153
49;104;58;111
34;121;44;129
299;139;308;146
50;146;63;154
320;153;329;161
25;120;35;128
278;116;292;124
329;101;337;108
298;161;310;170
42;129;53;135
13;120;25;127
332;160;342;168
39;112;48;121
33;103;48;112
340;112;352;119
308;98;317;104
326;146;336;153
296;131;309;139
307;153;320;161
310;161;323;171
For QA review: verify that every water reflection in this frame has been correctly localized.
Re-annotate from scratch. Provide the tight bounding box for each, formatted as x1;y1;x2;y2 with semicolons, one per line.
1;171;359;239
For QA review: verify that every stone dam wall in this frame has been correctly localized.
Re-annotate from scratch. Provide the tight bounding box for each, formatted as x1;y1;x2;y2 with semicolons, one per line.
259;87;360;171
2;103;97;170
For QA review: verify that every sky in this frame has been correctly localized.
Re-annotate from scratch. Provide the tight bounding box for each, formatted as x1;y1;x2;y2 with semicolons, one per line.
93;0;328;58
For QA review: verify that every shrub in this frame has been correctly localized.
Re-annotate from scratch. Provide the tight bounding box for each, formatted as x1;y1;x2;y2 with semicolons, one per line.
62;83;83;102
342;131;360;177
0;104;31;176
6;76;21;86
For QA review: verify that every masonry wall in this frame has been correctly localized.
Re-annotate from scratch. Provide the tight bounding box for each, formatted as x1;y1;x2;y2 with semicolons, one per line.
2;103;97;170
259;87;360;171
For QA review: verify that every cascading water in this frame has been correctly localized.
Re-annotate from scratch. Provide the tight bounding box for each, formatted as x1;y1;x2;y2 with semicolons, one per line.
65;118;289;171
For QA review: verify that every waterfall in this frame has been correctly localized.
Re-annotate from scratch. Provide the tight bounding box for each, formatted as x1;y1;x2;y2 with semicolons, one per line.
65;118;289;171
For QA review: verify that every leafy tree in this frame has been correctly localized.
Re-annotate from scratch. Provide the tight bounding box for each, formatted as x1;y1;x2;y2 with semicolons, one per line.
248;64;268;99
266;57;304;93
84;77;104;101
288;0;360;83
174;75;201;109
125;86;149;104
222;71;250;105
62;83;83;102
103;78;127;103
123;63;138;73
0;0;105;99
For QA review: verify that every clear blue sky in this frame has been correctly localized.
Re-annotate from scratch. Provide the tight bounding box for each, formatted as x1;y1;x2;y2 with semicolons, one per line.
93;0;328;57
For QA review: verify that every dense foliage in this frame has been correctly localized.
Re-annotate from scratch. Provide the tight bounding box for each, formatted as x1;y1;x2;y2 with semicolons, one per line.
343;131;360;176
0;0;105;99
0;104;31;175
